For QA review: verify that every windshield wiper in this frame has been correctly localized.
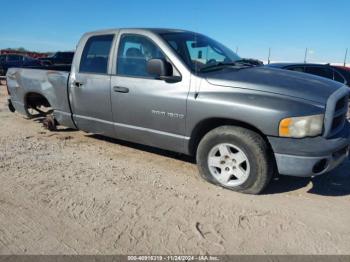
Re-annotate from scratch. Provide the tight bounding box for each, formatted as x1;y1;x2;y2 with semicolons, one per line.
234;59;263;66
199;62;238;72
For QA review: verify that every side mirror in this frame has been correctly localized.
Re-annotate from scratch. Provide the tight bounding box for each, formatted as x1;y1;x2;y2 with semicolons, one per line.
147;58;181;83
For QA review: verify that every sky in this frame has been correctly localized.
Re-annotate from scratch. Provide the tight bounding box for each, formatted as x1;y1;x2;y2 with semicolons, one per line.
0;0;349;63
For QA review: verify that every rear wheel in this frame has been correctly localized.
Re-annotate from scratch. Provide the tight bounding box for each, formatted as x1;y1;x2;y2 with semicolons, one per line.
196;126;273;194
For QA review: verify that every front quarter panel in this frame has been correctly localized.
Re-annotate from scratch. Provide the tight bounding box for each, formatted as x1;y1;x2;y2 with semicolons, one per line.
186;76;325;138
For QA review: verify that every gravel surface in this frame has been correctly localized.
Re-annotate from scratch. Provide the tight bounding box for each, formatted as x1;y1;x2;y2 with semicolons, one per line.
0;84;350;255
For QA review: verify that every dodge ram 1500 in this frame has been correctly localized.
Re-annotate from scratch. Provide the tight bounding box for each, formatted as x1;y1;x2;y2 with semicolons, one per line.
6;28;350;194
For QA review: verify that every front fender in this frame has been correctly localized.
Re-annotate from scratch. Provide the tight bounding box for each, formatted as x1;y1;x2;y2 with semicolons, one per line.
186;82;325;138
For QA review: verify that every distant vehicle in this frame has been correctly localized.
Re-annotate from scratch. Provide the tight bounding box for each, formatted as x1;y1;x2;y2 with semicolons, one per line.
267;63;350;87
6;28;350;194
0;49;48;59
39;51;74;65
0;54;42;77
331;65;350;87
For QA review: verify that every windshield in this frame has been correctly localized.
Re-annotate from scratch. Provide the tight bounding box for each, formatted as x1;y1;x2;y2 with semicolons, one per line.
160;32;241;73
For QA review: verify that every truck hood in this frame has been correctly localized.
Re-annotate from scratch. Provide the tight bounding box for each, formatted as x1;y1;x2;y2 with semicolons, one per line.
205;66;344;104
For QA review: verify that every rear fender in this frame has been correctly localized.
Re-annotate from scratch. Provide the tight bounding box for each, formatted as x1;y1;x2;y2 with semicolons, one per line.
6;68;75;128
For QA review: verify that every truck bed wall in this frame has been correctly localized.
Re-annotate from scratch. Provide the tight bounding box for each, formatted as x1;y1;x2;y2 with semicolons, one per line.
26;64;71;72
6;68;76;128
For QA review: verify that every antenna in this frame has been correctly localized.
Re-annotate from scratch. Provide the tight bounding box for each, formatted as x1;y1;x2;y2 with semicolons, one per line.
344;48;348;67
304;48;308;63
268;48;271;64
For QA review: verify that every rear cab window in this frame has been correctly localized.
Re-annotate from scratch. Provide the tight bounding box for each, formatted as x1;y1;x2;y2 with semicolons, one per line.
79;34;114;74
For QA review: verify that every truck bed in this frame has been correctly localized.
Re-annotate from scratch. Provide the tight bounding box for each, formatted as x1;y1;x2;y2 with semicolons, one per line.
6;67;75;128
25;64;71;72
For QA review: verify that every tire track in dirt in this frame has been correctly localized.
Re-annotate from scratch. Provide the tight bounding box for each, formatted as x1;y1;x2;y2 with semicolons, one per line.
1;85;350;254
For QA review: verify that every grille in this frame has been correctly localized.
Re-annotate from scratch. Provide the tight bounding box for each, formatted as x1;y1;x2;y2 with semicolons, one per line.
331;114;345;130
330;95;348;136
335;96;348;112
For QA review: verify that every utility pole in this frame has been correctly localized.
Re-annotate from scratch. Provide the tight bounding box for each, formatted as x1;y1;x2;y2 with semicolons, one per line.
304;48;308;63
268;48;271;64
344;48;348;66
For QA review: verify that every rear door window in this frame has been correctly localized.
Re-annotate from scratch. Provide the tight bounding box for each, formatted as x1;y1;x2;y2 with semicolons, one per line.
79;35;114;74
305;66;333;79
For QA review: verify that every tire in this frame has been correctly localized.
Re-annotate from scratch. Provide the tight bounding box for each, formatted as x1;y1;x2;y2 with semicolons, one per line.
196;126;273;194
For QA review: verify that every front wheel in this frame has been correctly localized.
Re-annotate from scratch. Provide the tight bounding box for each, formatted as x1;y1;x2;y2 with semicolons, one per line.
196;126;273;194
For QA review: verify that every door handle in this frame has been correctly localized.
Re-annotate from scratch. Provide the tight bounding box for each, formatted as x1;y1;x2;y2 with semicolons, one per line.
73;81;84;87
113;86;129;93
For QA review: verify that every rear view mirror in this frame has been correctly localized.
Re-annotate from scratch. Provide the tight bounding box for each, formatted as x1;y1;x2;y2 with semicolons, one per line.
147;58;170;76
147;59;181;83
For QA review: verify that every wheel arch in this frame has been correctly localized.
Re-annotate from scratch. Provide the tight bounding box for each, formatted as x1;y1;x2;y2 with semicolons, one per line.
24;92;51;108
188;117;272;156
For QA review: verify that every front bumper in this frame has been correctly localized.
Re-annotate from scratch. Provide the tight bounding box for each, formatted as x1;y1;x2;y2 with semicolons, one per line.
268;122;350;177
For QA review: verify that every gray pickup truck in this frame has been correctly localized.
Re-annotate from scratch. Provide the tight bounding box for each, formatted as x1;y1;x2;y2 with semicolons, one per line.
6;28;350;194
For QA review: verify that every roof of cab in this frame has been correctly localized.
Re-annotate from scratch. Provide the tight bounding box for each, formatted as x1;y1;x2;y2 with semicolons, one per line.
84;28;193;36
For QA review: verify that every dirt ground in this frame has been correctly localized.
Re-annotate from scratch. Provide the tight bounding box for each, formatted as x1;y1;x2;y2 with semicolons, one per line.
0;83;349;255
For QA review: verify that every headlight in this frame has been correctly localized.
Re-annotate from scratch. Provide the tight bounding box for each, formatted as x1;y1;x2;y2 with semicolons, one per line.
279;114;324;138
